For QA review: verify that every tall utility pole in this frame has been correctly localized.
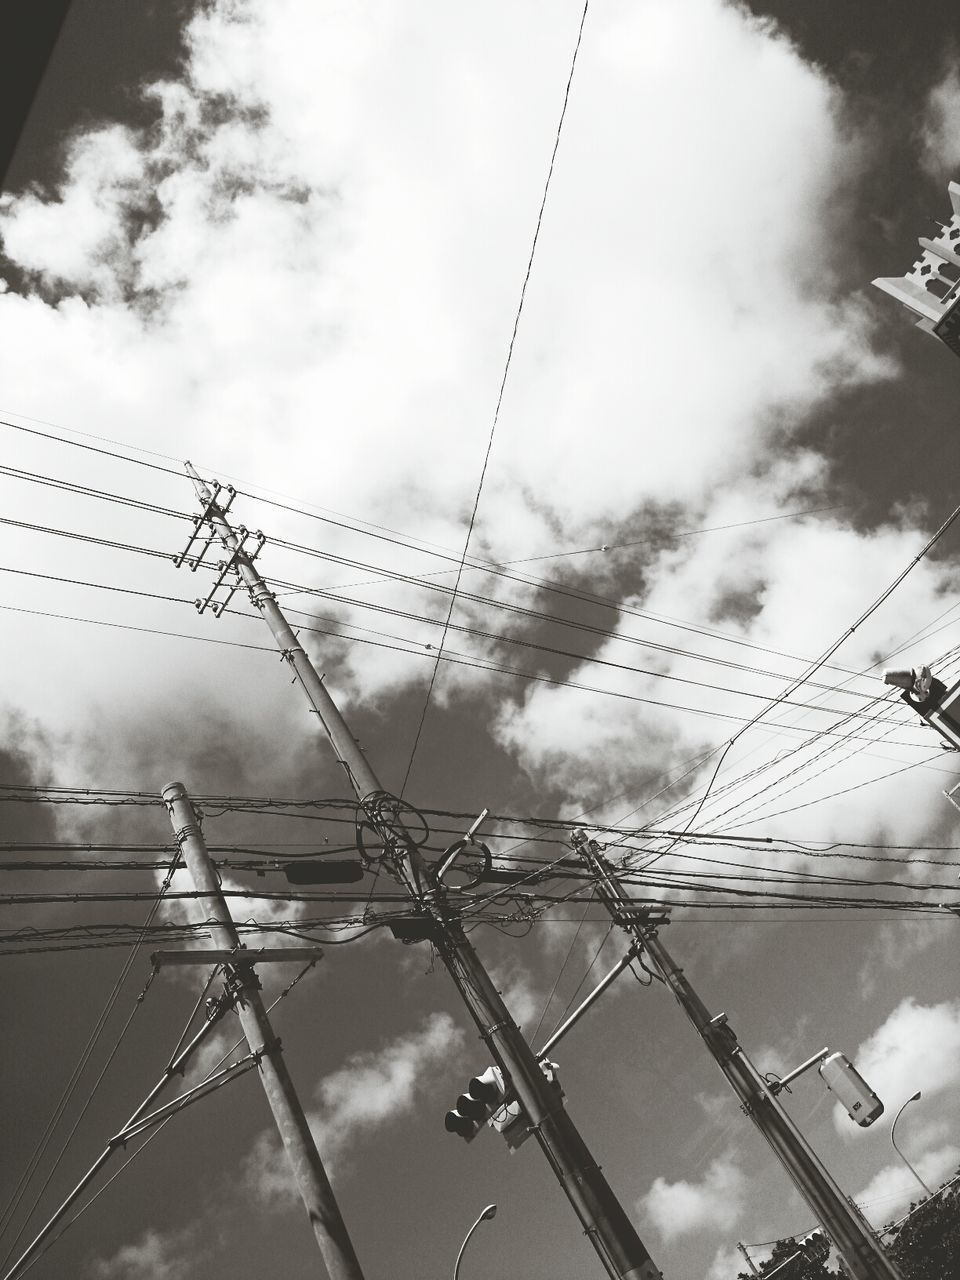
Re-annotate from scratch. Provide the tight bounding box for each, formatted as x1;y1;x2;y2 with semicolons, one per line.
163;782;366;1280
179;467;663;1280
573;833;904;1280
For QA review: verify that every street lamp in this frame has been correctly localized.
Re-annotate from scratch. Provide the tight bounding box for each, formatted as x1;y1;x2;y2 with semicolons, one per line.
453;1204;497;1280
890;1092;933;1198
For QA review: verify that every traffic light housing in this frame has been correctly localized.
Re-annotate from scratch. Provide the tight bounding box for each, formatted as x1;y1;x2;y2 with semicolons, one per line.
445;1061;563;1149
489;1060;562;1152
797;1230;830;1263
818;1052;883;1127
444;1066;509;1142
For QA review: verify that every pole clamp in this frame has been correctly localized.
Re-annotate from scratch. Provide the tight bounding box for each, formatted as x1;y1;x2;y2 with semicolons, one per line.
252;1037;282;1066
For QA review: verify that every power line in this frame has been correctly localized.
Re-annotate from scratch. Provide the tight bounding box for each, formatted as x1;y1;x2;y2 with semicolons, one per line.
12;958;320;1276
6;554;884;709
0;603;276;653
509;504;850;564
5;487;914;738
0;463;192;522
0;857;178;1265
1;517;896;722
398;0;591;797
680;495;960;833
0;417;188;479
1;596;923;746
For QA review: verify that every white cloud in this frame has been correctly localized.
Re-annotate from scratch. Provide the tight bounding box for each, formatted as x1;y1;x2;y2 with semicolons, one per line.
312;1010;464;1152
920;65;960;177
859;917;955;999
705;1243;752;1280
487;957;544;1033
695;1091;733;1127
86;1227;201;1280
245;1011;465;1204
0;0;900;779
495;495;960;860
855;1145;960;1226
836;998;960;1137
640;1152;747;1242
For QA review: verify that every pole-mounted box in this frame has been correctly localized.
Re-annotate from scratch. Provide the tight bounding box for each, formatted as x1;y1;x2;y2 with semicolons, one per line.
818;1053;883;1127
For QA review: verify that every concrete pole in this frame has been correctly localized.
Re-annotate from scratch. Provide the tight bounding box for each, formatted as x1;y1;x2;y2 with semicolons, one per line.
736;1242;760;1277
182;468;663;1280
576;837;904;1280
163;782;365;1280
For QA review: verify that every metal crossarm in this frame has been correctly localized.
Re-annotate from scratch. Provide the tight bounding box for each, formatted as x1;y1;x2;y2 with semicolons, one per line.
173;479;236;571
177;487;268;617
195;526;267;616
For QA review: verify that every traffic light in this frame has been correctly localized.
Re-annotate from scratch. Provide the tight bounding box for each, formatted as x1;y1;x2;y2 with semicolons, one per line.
797;1230;830;1263
445;1061;563;1149
818;1052;883;1127
883;665;960;750
445;1066;510;1142
489;1060;562;1152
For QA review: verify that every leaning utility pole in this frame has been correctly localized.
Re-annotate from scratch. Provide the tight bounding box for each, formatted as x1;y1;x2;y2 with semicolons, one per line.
163;782;365;1280
572;832;904;1280
177;466;663;1280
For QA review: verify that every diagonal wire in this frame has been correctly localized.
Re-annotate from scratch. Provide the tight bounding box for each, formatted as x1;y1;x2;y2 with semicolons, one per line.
398;0;592;799
0;855;180;1264
529;887;597;1046
645;495;960;851
544;922;615;1043
13;958;320;1276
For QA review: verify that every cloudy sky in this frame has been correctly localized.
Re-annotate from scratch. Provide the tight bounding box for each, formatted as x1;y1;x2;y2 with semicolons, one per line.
2;2;960;1278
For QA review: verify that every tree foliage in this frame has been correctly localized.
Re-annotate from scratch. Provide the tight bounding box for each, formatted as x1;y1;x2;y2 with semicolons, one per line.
734;1175;960;1280
737;1237;832;1279
887;1183;960;1280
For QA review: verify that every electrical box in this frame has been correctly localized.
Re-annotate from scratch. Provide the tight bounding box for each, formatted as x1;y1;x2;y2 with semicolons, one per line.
818;1053;883;1127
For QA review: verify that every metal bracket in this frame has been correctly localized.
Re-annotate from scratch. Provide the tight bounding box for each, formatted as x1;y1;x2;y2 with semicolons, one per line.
252;1036;282;1065
435;809;492;888
173;482;236;571
944;780;960;818
767;1046;829;1096
194;526;267;617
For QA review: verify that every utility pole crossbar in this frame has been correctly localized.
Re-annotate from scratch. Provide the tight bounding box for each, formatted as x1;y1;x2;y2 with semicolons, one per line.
178;469;664;1280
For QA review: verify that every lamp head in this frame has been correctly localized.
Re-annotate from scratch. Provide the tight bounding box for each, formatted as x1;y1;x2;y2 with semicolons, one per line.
480;1204;497;1221
883;668;916;692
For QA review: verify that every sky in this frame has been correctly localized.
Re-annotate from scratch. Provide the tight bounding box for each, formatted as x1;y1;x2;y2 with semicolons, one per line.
2;2;960;1278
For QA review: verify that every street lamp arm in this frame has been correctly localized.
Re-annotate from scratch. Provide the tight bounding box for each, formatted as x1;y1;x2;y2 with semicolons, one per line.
453;1205;497;1280
890;1094;933;1199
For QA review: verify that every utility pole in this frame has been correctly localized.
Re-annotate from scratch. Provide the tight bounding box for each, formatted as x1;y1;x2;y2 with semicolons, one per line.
177;467;664;1280
736;1241;760;1277
162;781;365;1280
573;833;904;1280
